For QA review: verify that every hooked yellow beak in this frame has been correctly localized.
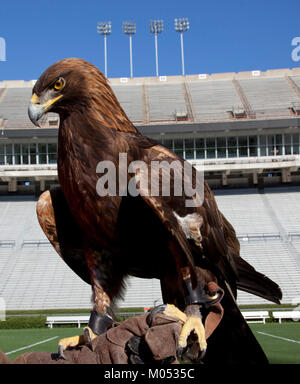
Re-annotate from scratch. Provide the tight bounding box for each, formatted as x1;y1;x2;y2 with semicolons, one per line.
28;93;63;126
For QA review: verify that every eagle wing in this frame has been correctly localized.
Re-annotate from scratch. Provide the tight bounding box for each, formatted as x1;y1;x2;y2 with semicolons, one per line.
36;187;91;285
125;133;282;304
123;135;238;287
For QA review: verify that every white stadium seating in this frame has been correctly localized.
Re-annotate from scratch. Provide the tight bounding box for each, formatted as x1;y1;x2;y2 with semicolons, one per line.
147;83;186;121
0;88;32;126
215;189;278;235
1;67;300;128
111;84;144;122
238;77;300;116
187;79;241;120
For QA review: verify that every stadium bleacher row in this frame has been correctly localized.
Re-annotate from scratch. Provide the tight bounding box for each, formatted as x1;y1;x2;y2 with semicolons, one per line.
1;70;300;127
0;186;300;310
0;88;32;126
113;74;300;122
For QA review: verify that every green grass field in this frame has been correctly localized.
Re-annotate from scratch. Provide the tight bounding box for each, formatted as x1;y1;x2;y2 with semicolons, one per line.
0;322;300;363
251;323;300;364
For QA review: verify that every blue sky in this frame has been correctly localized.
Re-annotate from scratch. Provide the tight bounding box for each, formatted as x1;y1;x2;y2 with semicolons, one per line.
0;0;299;81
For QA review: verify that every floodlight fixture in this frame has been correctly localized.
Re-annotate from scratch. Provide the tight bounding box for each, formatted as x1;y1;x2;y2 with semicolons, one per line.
174;18;190;33
97;21;112;35
97;21;112;78
150;20;164;77
150;19;164;35
123;21;136;78
123;21;136;35
174;18;189;76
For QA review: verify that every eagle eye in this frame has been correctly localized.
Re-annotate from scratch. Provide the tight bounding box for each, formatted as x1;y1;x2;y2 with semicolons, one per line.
53;78;65;91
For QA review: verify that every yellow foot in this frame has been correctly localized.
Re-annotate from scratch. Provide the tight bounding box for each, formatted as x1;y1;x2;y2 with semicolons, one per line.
178;315;207;352
162;304;207;355
57;326;98;359
82;326;98;348
162;304;187;323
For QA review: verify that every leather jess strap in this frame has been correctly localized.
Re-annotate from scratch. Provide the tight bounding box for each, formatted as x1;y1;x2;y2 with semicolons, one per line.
204;282;224;339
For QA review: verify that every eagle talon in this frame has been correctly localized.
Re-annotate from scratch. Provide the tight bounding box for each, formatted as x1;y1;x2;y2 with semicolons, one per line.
83;326;97;351
179;315;207;352
199;348;207;360
83;328;93;351
176;345;186;361
153;303;207;361
57;328;95;358
58;344;67;360
146;304;168;326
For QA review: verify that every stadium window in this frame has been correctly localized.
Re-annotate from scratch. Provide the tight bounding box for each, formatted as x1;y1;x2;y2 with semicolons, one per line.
238;136;248;157
292;133;299;155
22;144;29;164
195;138;205;159
184;139;195;160
206;138;216;159
48;143;57;164
216;137;226;158
174;139;184;158
0;144;4;165
260;135;267;156
14;144;21;165
5;144;13;165
249;135;258;157
30;143;37;164
284;134;292;155
38;143;47;164
163;139;173;151
249;147;257;157
227;137;237;158
275;134;283;156
267;135;275;156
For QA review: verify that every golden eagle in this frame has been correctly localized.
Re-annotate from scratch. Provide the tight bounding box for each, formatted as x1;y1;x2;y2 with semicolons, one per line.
28;58;281;363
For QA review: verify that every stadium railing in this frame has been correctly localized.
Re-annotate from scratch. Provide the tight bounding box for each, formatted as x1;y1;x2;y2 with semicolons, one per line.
0;240;16;248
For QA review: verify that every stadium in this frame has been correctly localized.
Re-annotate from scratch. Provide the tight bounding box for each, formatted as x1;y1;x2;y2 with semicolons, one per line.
1;66;300;363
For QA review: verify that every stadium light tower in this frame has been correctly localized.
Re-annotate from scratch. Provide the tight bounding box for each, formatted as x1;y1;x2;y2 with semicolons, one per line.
174;18;189;76
150;20;164;77
123;21;136;79
97;21;112;78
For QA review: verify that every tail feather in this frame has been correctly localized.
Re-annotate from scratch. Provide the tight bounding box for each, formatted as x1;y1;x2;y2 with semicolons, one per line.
235;256;282;304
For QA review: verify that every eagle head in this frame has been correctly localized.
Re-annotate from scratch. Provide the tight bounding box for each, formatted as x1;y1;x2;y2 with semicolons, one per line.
28;58;136;132
28;58;108;126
